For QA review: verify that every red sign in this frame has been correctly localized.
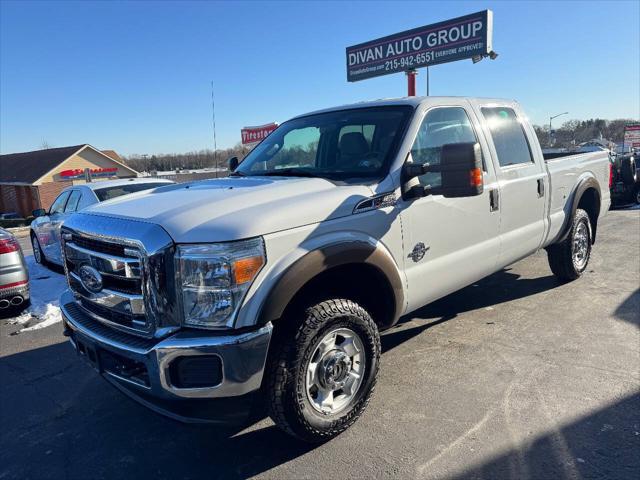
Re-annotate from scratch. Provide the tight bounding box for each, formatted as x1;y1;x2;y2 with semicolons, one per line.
60;167;118;179
241;123;278;145
624;123;640;150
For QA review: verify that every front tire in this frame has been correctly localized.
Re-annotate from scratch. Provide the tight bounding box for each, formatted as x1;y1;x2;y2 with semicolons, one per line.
267;299;380;443
547;208;592;282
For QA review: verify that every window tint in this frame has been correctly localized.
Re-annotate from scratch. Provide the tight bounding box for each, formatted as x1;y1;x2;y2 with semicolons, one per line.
481;107;533;167
94;182;169;202
236;107;412;180
411;107;478;188
64;190;82;212
250;126;320;171
49;191;70;214
339;124;375;146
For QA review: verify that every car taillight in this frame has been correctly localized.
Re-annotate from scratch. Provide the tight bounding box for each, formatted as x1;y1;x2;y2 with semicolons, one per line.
0;238;20;254
609;163;614;189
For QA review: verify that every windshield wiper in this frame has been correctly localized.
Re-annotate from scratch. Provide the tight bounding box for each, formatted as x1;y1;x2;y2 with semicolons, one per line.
228;171;247;177
258;169;319;178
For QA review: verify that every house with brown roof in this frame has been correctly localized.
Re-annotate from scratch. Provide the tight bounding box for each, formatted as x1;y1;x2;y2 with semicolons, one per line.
0;144;137;217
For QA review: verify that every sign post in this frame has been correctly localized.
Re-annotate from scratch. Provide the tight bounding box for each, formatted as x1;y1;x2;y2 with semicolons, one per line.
346;10;495;95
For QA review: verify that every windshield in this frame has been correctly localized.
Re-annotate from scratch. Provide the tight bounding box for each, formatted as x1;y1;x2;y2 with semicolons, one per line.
235;106;413;180
94;182;169;202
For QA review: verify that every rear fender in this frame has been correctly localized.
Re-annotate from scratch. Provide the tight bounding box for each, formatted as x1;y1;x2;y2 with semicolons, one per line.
551;175;601;245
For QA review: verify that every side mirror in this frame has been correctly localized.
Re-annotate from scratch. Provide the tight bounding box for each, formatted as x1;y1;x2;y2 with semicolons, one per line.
403;142;483;199
228;156;239;172
32;208;46;218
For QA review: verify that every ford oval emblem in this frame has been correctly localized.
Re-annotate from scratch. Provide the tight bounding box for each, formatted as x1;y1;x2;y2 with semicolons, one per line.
78;265;103;293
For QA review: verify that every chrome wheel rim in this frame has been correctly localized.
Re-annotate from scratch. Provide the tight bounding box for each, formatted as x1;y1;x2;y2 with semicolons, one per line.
305;327;365;415
32;237;41;263
572;221;589;270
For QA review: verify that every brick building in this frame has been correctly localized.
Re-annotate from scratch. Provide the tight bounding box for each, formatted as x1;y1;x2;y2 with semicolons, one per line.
0;144;137;217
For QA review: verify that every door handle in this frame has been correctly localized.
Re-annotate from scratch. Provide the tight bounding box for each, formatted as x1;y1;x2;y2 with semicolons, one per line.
537;178;545;198
489;189;499;212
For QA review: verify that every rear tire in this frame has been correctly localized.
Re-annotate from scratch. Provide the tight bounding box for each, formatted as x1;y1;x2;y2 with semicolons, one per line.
547;208;592;282
267;299;380;443
31;233;46;265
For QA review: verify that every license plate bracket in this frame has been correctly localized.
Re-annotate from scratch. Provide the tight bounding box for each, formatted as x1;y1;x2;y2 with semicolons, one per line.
75;336;101;373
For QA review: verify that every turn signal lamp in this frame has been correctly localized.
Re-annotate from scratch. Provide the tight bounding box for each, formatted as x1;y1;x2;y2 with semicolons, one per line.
469;168;483;187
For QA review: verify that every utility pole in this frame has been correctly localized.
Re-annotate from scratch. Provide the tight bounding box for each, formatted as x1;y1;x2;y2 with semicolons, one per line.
549;112;569;147
211;81;218;177
426;67;430;96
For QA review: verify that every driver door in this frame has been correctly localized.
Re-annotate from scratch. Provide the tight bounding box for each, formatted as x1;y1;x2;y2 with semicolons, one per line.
399;103;502;312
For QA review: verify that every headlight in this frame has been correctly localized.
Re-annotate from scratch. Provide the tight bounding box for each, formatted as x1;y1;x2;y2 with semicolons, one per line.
176;238;265;328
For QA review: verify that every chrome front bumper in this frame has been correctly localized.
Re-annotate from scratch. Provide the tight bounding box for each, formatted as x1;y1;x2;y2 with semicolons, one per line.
60;290;272;423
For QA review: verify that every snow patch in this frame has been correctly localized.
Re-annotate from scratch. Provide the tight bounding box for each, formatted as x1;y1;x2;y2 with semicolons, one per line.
7;256;67;333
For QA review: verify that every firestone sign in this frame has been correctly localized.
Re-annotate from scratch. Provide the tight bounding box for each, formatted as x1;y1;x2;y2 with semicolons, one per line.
241;123;278;145
346;10;493;82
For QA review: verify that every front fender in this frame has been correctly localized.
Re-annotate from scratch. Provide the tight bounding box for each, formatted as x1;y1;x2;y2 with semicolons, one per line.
256;239;405;328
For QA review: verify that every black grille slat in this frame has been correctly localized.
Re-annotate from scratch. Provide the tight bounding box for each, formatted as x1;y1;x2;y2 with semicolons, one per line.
71;234;128;257
101;276;141;295
64;302;156;350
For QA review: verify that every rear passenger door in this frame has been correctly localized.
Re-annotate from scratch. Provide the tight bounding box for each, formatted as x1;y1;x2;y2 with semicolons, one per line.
477;105;547;267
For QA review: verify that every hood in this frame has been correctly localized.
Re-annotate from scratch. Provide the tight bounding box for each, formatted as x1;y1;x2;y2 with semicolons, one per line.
80;177;374;243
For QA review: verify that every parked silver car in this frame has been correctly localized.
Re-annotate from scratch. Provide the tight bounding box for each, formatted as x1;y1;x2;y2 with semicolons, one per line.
30;178;174;266
0;227;29;312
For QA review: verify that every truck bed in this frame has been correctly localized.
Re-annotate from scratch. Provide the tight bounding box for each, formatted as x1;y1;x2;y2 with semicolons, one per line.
543;150;611;246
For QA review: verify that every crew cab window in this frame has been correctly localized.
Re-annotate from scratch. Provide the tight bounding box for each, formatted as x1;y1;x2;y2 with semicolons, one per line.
411;107;478;188
481;107;533;167
49;191;70;214
64;190;82;212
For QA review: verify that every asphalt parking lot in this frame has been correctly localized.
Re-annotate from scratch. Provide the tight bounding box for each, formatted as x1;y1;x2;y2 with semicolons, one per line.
1;209;638;480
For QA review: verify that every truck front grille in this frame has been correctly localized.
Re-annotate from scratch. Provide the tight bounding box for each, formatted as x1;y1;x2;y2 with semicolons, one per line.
63;230;153;338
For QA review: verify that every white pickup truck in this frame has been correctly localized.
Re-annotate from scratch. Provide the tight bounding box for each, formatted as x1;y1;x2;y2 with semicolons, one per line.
59;97;611;442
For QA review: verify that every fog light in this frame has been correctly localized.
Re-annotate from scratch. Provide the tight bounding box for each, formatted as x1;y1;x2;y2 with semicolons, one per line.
168;355;223;389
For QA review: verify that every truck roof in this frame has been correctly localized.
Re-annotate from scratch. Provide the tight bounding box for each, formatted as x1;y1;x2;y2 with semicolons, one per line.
294;96;518;118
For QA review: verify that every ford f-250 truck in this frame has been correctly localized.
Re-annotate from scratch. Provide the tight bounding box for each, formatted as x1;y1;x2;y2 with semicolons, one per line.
59;97;611;442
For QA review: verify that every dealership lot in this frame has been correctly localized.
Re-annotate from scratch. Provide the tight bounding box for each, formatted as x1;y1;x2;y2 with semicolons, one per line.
0;209;638;479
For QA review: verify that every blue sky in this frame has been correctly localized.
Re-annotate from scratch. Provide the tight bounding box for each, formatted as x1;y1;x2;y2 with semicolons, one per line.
1;0;638;156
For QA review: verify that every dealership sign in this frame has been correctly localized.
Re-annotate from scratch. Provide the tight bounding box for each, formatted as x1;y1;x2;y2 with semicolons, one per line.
346;10;493;82
623;123;640;150
241;123;278;145
60;167;118;179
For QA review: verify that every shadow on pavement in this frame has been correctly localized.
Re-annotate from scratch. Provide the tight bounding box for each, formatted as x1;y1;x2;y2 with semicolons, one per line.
450;391;640;480
382;268;560;353
614;288;640;328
